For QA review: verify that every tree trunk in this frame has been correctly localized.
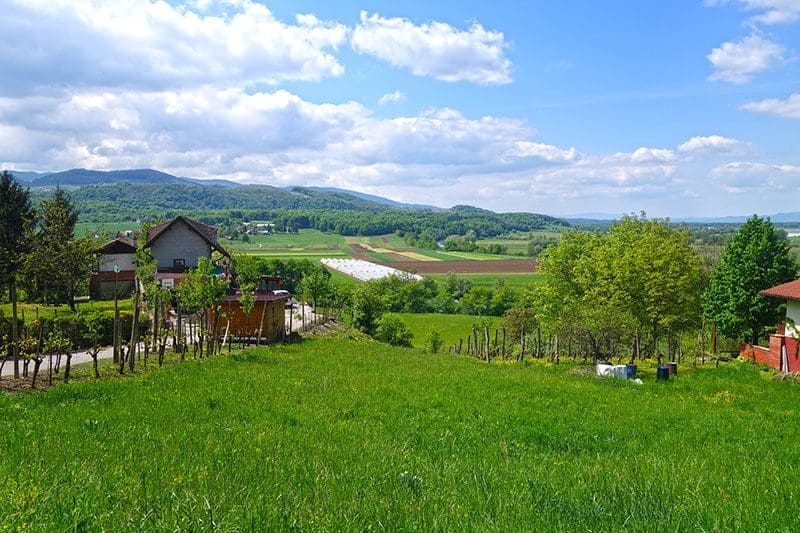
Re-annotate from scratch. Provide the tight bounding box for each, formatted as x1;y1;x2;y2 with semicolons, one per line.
91;349;100;379
129;289;140;373
11;282;20;379
64;351;72;383
31;357;43;388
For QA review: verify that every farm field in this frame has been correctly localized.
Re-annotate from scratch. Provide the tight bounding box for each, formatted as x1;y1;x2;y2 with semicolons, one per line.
1;337;799;530
426;272;542;290
224;229;537;278
75;222;139;238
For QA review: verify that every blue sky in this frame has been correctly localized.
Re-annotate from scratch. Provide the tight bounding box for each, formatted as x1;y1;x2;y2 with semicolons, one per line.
1;0;799;217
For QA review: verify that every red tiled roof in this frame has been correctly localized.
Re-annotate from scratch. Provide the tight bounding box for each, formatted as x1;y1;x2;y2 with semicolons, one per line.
146;216;230;257
760;279;800;301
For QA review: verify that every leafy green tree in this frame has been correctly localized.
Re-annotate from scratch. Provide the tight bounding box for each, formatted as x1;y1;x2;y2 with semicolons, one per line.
297;267;332;309
704;215;797;344
23;188;95;310
501;306;538;344
175;257;229;357
526;234;558;258
534;216;703;358
375;315;413;347
0;171;34;378
351;281;386;335
459;286;493;316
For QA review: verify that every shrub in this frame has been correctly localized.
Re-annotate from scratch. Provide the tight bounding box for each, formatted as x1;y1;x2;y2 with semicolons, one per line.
424;328;443;354
375;315;413;347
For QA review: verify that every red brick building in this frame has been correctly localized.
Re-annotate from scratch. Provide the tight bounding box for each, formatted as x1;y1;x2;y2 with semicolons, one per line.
740;280;800;372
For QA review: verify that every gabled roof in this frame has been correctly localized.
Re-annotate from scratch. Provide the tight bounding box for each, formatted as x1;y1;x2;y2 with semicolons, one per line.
146;215;230;258
760;280;800;301
98;237;136;254
223;291;291;304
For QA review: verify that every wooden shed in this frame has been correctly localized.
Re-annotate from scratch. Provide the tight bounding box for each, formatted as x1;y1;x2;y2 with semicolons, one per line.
215;290;290;342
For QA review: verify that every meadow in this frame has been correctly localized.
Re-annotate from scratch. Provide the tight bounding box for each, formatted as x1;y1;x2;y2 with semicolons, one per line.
388;312;502;349
1;336;799;530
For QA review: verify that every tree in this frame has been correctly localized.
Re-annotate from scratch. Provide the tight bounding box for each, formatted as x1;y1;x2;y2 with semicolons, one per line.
23;188;94;310
297;267;332;309
0;171;34;379
175;257;229;358
351;281;386;335
704;215;797;344
534;215;704;359
375;315;413;347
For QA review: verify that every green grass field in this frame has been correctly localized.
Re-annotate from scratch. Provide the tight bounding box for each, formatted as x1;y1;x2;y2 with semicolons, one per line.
1;336;799;530
226;229;347;254
388;313;502;349
74;222;140;239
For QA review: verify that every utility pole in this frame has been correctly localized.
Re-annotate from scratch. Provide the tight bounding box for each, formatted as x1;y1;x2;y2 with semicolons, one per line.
113;264;120;364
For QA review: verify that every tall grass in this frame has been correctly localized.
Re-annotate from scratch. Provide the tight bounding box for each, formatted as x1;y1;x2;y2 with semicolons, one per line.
1;337;799;530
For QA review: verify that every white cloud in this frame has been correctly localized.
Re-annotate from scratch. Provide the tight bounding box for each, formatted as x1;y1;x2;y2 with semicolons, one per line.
378;90;406;105
605;147;676;164
1;0;347;95
741;92;800;118
677;135;751;154
707;34;786;83
710;161;800;192
706;0;800;25
508;142;579;162
351;11;512;85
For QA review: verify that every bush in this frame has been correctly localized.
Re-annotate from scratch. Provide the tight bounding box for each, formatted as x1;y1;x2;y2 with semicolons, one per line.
424;328;443;354
375;315;413;347
22;313;151;350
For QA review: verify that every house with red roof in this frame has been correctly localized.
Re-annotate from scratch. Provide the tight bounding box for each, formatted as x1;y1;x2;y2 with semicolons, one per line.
740;280;800;372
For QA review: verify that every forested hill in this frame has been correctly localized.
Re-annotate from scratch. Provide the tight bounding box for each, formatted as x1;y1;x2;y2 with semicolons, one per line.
28;181;569;238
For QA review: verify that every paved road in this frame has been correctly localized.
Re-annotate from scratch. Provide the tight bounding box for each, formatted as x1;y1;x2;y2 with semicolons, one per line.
1;345;116;378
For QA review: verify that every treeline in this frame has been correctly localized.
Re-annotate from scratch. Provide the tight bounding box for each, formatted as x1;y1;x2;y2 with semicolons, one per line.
32;182;569;239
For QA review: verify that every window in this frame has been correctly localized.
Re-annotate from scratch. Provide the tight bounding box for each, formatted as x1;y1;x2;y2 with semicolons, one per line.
173;258;185;269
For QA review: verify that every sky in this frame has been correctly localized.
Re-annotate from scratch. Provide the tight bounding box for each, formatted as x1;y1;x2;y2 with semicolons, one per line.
1;0;799;218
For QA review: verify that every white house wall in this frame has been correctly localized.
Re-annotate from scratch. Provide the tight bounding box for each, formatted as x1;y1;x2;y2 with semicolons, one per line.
786;300;800;337
98;252;136;272
151;221;211;270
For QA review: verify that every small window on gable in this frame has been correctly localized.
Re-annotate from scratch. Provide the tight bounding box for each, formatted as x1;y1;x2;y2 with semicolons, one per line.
173;258;185;269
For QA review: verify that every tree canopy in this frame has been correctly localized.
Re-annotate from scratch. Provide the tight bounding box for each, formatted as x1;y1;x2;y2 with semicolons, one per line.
703;215;797;344
529;214;704;358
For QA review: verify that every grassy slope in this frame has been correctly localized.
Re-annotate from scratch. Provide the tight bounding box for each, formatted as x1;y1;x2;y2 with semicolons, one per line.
2;337;799;530
389;312;501;348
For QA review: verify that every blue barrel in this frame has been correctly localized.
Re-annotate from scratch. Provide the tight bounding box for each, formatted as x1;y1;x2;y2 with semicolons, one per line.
657;365;670;380
625;363;637;379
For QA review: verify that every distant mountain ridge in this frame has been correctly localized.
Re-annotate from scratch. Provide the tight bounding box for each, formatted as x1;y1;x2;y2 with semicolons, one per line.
12;168;436;210
304;186;443;211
